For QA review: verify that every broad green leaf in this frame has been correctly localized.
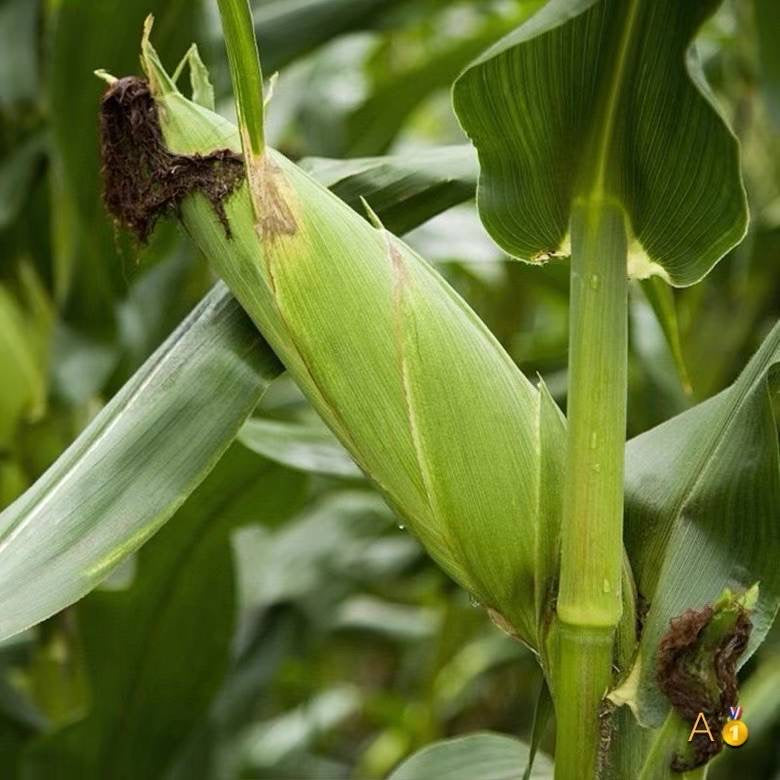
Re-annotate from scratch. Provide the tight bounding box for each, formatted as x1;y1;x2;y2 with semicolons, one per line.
388;733;553;780
622;321;780;725
452;0;748;286
0;284;281;641
21;448;307;779
239;417;362;478
301;145;477;236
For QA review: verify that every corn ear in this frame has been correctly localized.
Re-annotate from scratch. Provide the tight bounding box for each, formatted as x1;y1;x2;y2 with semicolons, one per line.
104;26;568;651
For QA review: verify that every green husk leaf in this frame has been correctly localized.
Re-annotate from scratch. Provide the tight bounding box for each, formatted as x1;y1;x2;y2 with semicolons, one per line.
452;0;748;286
135;21;565;651
172;43;216;110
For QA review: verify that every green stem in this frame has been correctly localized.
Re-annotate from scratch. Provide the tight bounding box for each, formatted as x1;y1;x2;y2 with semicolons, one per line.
216;0;265;155
554;197;628;779
555;624;614;777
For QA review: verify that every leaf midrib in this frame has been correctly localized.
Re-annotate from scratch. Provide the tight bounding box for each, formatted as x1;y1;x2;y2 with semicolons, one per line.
589;0;640;199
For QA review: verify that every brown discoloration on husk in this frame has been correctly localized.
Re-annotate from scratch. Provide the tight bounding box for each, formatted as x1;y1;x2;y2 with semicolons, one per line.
656;604;752;771
99;76;245;242
248;153;298;243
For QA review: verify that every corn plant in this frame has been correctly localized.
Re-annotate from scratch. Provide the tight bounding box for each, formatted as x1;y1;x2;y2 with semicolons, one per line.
0;0;778;778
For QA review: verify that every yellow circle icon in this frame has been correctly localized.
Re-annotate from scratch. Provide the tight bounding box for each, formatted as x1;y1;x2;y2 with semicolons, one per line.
722;719;749;747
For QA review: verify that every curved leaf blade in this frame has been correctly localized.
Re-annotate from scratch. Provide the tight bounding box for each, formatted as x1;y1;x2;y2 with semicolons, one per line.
0;284;281;641
301;145;477;236
238;417;362;478
624;321;780;725
452;0;748;285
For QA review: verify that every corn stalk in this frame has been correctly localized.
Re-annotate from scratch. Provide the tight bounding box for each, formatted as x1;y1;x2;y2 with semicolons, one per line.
453;0;748;776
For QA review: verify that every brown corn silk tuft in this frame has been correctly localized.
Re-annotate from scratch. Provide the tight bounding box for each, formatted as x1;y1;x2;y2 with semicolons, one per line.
656;605;751;770
99;76;245;241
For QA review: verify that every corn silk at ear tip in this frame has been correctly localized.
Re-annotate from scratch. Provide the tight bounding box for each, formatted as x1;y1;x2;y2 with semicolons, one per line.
144;56;566;650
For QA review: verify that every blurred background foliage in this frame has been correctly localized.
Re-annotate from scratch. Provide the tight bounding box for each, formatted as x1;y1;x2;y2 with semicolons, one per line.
0;0;778;777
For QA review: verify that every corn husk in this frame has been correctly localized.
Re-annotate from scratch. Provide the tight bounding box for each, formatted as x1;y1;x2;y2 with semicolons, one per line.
104;31;568;651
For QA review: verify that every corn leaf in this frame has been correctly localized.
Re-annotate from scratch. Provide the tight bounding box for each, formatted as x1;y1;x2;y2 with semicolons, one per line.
238;417;362;478
452;0;747;285
0;285;281;641
524;680;554;780
21;448;307;779
300;145;477;236
388;733;553;780
623;321;780;725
